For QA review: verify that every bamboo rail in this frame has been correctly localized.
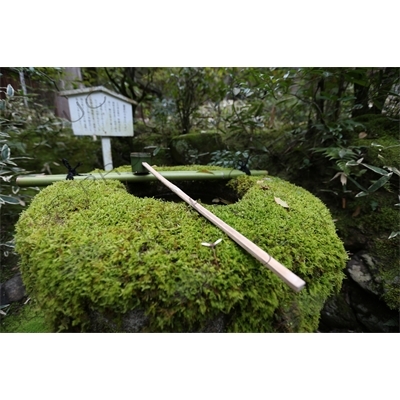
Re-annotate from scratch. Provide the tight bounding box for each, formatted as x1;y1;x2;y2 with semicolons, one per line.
16;169;268;187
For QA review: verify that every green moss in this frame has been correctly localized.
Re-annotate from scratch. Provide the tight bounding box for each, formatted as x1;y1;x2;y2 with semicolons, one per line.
354;114;399;138
332;190;399;311
351;115;400;169
14;169;347;332
372;237;400;311
352;136;400;170
0;299;52;333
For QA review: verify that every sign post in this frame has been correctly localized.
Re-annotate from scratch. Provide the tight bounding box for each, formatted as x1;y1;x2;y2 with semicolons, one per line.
60;86;137;171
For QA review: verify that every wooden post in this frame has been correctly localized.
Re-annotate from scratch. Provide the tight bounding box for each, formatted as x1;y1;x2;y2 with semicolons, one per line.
101;137;113;171
142;162;306;292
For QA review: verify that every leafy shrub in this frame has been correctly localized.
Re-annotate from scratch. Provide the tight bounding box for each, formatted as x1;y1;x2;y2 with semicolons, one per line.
0;83;34;266
15;167;347;332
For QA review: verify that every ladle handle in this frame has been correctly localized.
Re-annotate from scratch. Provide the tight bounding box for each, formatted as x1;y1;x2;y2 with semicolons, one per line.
142;162;306;292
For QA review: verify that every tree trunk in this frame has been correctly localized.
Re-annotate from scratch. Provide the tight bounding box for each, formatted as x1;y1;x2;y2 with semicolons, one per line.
352;81;371;117
370;67;399;114
55;67;83;119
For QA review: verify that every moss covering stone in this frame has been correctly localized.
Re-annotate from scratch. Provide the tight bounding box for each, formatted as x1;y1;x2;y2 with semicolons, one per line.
351;115;400;170
14;166;347;332
332;189;399;311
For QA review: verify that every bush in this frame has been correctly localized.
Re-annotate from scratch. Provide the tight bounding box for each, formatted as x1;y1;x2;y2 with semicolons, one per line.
15;167;347;332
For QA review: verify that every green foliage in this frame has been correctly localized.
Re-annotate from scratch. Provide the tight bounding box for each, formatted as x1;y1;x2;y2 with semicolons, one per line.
333;190;400;310
360;208;400;310
6;100;100;174
170;132;224;164
15;168;347;332
307;113;400;217
208;150;251;169
0;84;27;207
0;83;33;262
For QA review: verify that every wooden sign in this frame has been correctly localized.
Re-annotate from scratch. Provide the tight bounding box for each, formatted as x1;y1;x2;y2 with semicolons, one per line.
60;86;137;170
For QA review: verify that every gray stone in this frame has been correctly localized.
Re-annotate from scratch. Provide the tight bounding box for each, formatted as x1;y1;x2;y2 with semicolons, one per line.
0;283;9;306
89;307;228;333
347;252;381;296
319;278;399;333
89;308;150;333
199;313;227;333
320;291;361;331
349;282;399;333
121;309;150;332
1;274;26;303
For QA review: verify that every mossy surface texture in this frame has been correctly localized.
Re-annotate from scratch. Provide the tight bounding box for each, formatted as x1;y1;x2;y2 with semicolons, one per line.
1;300;52;333
15;167;347;332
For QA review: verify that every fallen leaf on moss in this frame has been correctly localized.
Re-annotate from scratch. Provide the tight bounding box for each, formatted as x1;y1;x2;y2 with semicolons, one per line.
212;197;232;204
358;132;368;138
201;238;222;247
274;197;289;209
257;180;270;190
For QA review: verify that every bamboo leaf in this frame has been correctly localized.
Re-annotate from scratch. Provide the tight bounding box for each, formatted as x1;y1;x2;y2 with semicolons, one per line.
0;195;21;205
274;197;289;209
1;144;10;161
6;84;14;97
330;172;342;181
384;166;400;177
347;176;368;192
360;163;391;176
366;173;392;193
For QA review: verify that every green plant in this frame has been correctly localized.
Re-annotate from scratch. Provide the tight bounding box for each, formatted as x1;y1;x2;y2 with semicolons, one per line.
0;82;35;262
312;145;366;192
208;150;252;169
0;84;27;206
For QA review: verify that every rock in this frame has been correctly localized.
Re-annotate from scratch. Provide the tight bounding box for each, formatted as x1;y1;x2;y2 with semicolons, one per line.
89;309;150;333
15;171;348;333
347;252;381;296
319;276;399;333
0;273;26;304
319;281;363;332
198;313;227;333
349;282;399;333
0;283;8;306
89;308;227;333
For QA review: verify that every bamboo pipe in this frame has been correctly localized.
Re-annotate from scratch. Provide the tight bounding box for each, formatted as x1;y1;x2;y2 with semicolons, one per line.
16;169;268;187
142;162;306;292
